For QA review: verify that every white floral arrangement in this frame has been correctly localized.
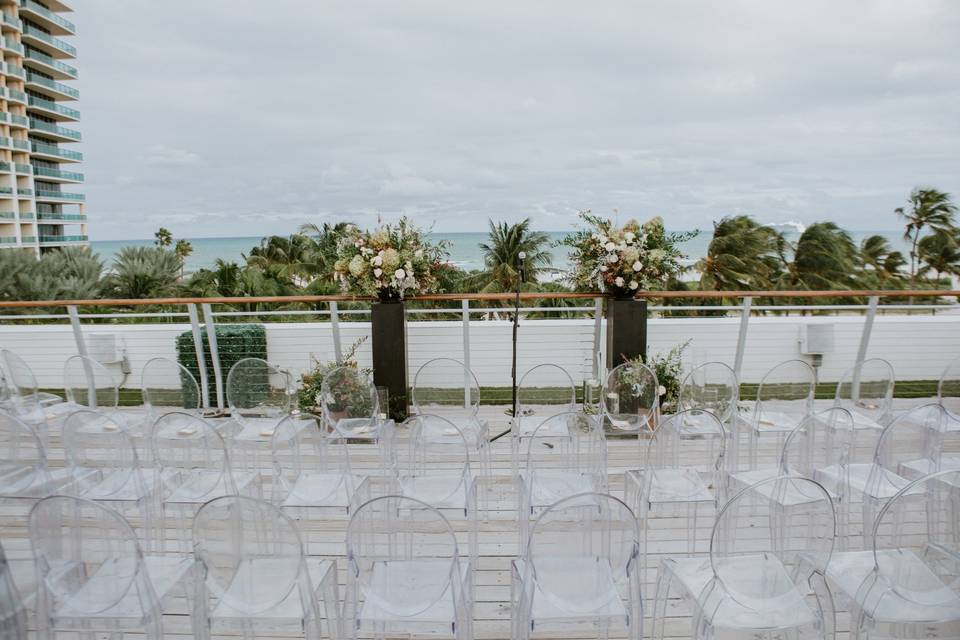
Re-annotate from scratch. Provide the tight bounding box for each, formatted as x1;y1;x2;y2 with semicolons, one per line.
333;218;448;300
561;210;694;297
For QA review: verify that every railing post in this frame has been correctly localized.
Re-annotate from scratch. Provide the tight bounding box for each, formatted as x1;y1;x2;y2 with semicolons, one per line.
201;303;224;411
187;304;211;410
733;297;752;380
67;304;96;408
462;299;471;409
329;301;343;362
592;297;603;378
852;296;879;400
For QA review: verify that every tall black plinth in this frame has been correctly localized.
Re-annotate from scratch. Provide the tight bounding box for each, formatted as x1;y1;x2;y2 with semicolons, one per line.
606;297;648;369
371;301;408;421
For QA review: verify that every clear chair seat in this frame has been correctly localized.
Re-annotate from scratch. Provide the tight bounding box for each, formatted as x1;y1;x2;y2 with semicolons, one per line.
514;557;628;622
281;473;365;508
419;415;488;446
514;415;570;439
664;555;819;631
842;463;918;499
53;555;194;621
399;474;468;509
899;457;960;483
947;413;960;432
210;558;335;622
164;469;259;504
357;558;469;626
679;412;726;437
826;550;960;623
332;416;382;439
731;469;838;506
0;464;92;498
77;468;158;501
846;410;886;431
647;468;714;504
747;410;807;433
228;416;300;442
521;470;597;508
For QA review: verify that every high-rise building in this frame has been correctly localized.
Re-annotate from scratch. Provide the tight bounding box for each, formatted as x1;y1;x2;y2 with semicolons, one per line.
0;0;82;255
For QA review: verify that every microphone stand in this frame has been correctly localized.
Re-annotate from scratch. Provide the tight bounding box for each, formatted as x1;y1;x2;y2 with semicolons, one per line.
491;251;525;443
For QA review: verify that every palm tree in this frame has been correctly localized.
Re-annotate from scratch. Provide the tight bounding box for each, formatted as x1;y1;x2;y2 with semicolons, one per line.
779;222;860;291
43;247;104;299
859;235;906;287
154;227;173;248
174;239;193;279
298;222;352;283
245;234;315;285
917;229;960;286
896;188;957;287
697;216;787;293
473;218;552;292
103;246;181;299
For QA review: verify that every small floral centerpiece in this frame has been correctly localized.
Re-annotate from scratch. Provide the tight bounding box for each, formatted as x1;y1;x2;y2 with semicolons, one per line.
622;339;690;415
562;211;695;298
333;217;449;302
298;337;370;413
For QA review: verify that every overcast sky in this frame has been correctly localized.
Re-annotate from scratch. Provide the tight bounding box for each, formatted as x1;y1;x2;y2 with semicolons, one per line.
72;0;960;240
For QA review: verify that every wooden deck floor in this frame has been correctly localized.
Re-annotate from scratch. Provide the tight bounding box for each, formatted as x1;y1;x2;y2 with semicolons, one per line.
0;399;947;639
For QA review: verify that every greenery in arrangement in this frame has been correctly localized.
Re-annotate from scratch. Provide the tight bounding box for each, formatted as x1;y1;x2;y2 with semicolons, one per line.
297;336;369;412
332;217;449;301
622;340;690;412
562;210;696;297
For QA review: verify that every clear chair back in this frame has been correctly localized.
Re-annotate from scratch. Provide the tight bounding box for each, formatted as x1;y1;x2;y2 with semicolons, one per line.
516;364;576;423
64;355;119;410
29;495;145;615
0;410;49;495
142;357;201;415
346;495;461;617
603;362;659;432
835;358;895;421
62;410;143;496
679;362;738;423
411;357;480;420
647;410;726;475
778;408;853;478
526;492;640;615
523;412;606;479
226;358;293;419
872;403;945;484
939;356;960;422
0;349;40;403
754;359;815;420
319;365;378;435
193;495;306;615
270;413;354;504
0;538;26;639
398;414;473;505
151;412;235;501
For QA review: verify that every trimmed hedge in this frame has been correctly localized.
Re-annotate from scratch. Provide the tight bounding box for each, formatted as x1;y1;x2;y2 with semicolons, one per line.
175;324;267;407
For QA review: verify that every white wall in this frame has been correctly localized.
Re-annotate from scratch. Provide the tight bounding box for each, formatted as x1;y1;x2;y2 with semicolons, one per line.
1;314;958;391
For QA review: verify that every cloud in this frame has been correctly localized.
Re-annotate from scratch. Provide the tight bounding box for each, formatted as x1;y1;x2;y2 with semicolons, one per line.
140;144;202;168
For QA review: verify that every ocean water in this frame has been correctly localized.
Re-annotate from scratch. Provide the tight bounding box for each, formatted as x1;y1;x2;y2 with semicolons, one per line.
90;228;908;275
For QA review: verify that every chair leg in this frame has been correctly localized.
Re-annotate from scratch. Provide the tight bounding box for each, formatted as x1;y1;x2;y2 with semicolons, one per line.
652;563;674;640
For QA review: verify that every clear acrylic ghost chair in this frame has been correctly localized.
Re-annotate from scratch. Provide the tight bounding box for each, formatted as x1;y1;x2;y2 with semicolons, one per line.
516;412;607;553
224;358;294;469
835;358;895;464
0;537;27;640
741;359;816;470
319;365;380;440
678;362;739;468
344;495;473;640
0;410;81;503
150;411;260;553
625;409;726;591
509;364;578;477
653;475;837;640
193;495;340;640
824;468;960;639
0;350;63;441
939;356;960;431
512;492;642;640
602;361;659;434
141;356;202;431
270;414;370;552
842;403;946;550
63;354;144;433
62;409;159;551
29;495;199;640
411;358;490;485
731;408;854;548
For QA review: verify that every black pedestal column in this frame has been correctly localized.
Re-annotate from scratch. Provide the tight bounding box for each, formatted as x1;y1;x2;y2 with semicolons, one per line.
606;297;648;369
371;301;408;420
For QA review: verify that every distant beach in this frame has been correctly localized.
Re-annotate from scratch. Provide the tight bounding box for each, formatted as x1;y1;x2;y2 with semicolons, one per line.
90;228;909;276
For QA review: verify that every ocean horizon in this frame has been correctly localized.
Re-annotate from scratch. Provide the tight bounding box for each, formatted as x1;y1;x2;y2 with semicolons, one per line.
90;228;910;275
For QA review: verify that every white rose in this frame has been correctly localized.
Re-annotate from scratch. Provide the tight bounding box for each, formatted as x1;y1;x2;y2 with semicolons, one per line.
632;261;642;271
614;276;625;287
372;255;383;266
618;243;627;251
604;242;616;252
394;268;406;279
599;265;608;272
414;249;424;259
624;232;635;242
373;268;383;277
607;254;618;263
629;280;638;290
658;385;666;396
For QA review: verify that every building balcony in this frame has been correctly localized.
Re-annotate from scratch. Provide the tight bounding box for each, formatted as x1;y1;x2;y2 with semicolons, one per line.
29;140;81;161
35;189;83;201
36;211;84;221
1;62;26;80
38;234;86;244
17;188;32;197
32;165;81;182
28;118;79;141
7;88;27;104
26;94;79;121
19;0;75;36
19;212;33;220
0;12;22;32
24;48;76;79
0;136;11;149
9;114;29;130
0;211;13;220
0;236;18;244
0;186;12;196
20;235;36;243
25;71;78;100
22;25;75;59
0;161;10;172
15;163;31;174
12;137;30;151
2;37;23;54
